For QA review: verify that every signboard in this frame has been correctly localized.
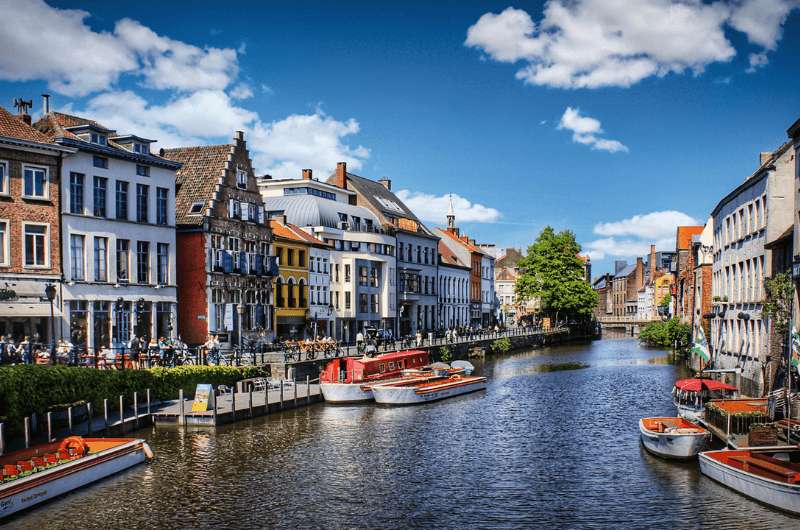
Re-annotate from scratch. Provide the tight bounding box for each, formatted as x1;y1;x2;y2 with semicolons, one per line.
192;384;214;412
224;303;234;331
542;317;551;331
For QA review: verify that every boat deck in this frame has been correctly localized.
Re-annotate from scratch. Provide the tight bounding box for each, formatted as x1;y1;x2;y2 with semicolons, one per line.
708;450;800;484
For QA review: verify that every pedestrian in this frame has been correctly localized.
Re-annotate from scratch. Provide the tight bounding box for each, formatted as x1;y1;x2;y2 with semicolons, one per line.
147;337;159;365
356;330;364;354
0;335;6;364
415;331;422;347
128;335;140;369
17;336;31;365
204;334;220;365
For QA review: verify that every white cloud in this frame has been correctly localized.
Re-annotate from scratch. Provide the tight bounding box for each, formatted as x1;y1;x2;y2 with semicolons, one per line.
465;2;799;89
558;107;628;153
230;83;254;100
395;191;501;224
747;51;770;72
0;0;240;96
584;210;699;259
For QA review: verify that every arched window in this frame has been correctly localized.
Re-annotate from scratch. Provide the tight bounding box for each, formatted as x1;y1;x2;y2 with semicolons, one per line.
275;278;284;308
299;278;307;307
287;278;296;307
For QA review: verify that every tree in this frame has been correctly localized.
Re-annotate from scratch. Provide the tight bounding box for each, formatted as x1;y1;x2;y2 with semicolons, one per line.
763;271;794;360
515;226;597;322
659;293;671;309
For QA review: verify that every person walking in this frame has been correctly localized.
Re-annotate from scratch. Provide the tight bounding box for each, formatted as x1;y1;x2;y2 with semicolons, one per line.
204;334;220;365
0;335;6;364
17;336;31;365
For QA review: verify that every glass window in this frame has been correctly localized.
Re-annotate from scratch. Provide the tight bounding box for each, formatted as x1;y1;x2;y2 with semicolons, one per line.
92;155;108;169
136;164;149;176
24;224;47;266
156;187;168;225
345;291;351;309
90;133;107;146
157;243;169;285
116;181;128;220
70;234;85;280
93;237;107;281
93;176;107;217
0;161;6;195
23;166;47;198
287;248;294;266
69;172;84;214
116;239;130;283
236;169;247;188
298;250;305;268
137;241;150;284
136;184;149;223
0;220;7;265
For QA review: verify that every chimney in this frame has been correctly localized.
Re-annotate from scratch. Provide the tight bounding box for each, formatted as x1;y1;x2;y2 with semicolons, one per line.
13;98;32;125
302;168;312;180
378;177;391;190
334;162;347;189
649;244;656;283
234;130;244;142
760;151;772;165
42;94;50;115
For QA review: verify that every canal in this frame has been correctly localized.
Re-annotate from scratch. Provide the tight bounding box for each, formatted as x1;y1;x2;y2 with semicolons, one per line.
6;338;799;528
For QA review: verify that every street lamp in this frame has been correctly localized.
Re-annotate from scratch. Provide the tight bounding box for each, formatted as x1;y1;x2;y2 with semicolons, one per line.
44;284;56;365
115;297;125;371
237;303;245;350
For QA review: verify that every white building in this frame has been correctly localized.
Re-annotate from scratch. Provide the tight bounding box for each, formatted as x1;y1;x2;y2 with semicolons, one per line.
711;143;795;393
308;243;333;337
438;240;470;329
481;252;496;326
637;285;654;321
258;170;396;343
35;112;179;353
495;267;517;324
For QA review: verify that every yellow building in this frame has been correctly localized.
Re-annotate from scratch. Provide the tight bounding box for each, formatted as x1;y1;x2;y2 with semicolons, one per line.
654;273;675;317
270;219;322;338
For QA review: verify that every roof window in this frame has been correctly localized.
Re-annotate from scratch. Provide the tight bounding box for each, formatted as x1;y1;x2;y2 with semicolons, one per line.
90;132;107;146
188;201;204;215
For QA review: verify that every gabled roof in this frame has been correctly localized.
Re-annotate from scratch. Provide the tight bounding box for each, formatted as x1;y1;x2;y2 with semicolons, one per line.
0;107;55;144
615;263;636;278
162;144;232;225
438;239;469;269
35;111;108;141
676;226;703;250
496;248;523;268
437;227;484;255
270;219;327;246
495;267;517;282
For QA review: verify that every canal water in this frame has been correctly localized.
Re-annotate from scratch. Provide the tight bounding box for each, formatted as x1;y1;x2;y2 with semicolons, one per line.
6;338;800;528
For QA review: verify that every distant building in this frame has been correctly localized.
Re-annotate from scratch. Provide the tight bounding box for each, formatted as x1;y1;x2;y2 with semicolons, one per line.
674;225;704;324
592;273;614;317
438;239;470;329
690;219;714;368
612;258;644;317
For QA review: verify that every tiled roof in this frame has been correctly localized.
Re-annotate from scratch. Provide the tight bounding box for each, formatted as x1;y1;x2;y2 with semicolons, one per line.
495;267;517;281
438;227;484;254
676;226;703;250
439;239;468;268
162;144;232;225
270;219;326;246
496;248;523;268
34;111;104;141
0;107;54;143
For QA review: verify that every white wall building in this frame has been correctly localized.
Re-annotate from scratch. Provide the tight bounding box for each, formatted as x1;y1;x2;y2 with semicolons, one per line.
308;244;333;337
637;285;654;321
438;240;470;329
36;112;179;353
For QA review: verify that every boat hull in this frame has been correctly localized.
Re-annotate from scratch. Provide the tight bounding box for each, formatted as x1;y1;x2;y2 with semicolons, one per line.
320;382;373;403
372;379;486;405
674;401;704;423
0;439;150;519
639;420;708;459
699;451;800;514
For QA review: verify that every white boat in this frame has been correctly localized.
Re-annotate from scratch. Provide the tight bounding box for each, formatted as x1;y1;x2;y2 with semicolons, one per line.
639;417;710;459
672;378;738;422
371;374;487;405
699;448;800;514
1;437;153;519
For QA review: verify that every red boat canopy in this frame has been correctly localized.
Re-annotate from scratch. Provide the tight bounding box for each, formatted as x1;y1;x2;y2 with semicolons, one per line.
674;378;738;393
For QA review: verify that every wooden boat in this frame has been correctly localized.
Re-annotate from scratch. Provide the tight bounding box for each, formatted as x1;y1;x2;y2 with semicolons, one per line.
371;374;487;405
0;436;153;519
320;350;430;403
639;417;710;459
672;378;738;422
699;448;800;514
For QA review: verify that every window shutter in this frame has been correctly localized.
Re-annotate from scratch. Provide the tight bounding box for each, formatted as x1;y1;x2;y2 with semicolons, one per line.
228;199;234;218
241;202;249;222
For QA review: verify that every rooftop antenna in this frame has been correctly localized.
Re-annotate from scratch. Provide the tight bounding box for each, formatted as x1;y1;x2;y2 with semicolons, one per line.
13;98;32;115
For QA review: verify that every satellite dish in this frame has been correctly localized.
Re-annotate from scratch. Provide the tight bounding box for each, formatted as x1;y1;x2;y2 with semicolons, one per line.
452;360;475;375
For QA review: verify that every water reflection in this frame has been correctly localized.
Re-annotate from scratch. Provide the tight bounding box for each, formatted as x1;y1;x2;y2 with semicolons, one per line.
5;338;799;528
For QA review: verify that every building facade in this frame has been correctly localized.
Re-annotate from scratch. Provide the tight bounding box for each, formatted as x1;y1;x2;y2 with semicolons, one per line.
480;252;496;326
35;111;179;352
438;240;471;329
162;132;275;347
674;225;704;324
270;218;311;339
0;106;74;346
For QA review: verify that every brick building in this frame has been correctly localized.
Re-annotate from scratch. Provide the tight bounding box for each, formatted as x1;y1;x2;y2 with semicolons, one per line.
611;259;644;317
690;219;714;369
674;225;703;324
162;132;275;347
0;104;74;345
592;273;613;317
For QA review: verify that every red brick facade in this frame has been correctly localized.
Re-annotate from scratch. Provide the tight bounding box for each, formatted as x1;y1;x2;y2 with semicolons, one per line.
176;231;208;344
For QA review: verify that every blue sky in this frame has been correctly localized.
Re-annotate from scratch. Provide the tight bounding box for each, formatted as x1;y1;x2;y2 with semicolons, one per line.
1;0;798;274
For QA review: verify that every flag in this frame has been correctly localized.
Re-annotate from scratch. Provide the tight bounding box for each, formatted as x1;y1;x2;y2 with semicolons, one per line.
791;326;800;368
691;325;710;362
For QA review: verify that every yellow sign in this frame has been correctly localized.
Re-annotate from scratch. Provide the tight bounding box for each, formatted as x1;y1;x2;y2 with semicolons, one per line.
192;384;213;412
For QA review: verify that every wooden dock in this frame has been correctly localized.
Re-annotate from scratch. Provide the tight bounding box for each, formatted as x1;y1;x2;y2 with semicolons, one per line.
151;382;322;427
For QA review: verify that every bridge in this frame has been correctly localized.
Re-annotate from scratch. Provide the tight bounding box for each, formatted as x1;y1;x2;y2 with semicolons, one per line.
596;316;661;335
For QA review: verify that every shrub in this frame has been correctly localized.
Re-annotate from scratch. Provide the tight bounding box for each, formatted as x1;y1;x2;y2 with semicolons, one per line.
639;318;692;351
491;337;511;354
438;346;452;362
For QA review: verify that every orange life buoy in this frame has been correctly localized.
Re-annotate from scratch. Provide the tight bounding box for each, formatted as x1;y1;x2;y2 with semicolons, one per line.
59;436;88;458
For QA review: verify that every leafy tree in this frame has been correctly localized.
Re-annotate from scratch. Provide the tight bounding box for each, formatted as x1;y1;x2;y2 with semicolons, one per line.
640;318;691;351
659;293;671;309
763;272;794;359
515;226;597;322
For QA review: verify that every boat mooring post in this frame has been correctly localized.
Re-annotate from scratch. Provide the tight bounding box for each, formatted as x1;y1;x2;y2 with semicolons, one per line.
103;399;109;430
231;390;236;420
306;376;310;404
212;389;218;425
119;395;124;429
248;390;253;418
133;391;139;427
280;383;284;410
294;379;297;406
47;412;53;442
67;406;73;434
86;402;93;435
146;388;151;415
24;417;30;448
179;389;185;426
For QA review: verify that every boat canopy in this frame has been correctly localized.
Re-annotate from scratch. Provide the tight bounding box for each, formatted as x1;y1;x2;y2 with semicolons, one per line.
674;378;738;393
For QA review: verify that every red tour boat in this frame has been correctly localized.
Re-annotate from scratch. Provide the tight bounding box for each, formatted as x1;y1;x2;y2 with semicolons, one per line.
320;350;430;403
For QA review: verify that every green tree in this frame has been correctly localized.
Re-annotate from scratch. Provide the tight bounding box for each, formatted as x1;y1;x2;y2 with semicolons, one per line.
659;292;671;309
763;271;794;359
640;318;692;351
515;226;597;322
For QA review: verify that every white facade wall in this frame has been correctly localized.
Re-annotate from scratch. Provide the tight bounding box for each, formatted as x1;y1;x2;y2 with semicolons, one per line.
481;254;496;324
308;245;332;336
437;264;470;329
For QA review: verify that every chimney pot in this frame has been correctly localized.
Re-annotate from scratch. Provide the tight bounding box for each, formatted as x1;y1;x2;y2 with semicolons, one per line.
302;168;312;180
760;151;773;166
42;94;50;115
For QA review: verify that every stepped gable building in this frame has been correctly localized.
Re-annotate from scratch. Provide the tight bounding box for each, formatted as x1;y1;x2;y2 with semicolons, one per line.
0;103;74;345
327;166;439;335
438;238;470;329
35;108;179;353
161;132;275;347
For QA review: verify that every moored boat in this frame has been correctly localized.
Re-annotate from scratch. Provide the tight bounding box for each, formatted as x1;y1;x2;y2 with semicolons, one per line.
699;448;800;514
320;350;430;403
371;374;487;405
672;378;738;422
639;417;710;459
0;436;153;519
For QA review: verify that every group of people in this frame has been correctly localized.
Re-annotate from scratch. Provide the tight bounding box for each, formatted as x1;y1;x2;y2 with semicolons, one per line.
0;335;42;365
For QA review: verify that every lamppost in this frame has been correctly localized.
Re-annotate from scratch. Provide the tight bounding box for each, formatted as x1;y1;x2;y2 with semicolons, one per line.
115;297;125;371
236;303;245;351
44;284;56;365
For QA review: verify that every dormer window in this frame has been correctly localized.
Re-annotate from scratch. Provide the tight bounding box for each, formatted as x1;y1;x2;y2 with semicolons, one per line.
133;143;148;154
236;168;247;189
90;133;107;146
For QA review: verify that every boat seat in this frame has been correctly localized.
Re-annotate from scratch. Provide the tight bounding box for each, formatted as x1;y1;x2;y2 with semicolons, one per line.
729;455;800;482
751;452;800;471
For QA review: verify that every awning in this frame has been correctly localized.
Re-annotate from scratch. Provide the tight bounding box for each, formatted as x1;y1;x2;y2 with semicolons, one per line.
0;303;62;318
674;378;737;392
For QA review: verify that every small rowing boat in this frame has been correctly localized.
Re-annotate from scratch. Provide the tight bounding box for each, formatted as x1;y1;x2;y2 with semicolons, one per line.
0;436;153;519
699;448;800;514
371;373;487;405
639;417;710;459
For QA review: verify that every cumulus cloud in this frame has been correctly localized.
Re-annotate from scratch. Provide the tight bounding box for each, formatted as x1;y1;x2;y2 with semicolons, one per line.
558;107;628;153
465;1;799;89
395;191;501;224
584;210;699;259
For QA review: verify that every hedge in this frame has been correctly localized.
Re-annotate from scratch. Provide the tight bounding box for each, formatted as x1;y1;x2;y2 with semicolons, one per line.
0;365;267;434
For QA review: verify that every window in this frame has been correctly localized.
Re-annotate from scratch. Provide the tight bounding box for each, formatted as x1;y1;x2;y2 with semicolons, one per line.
69;172;84;214
136;184;149;222
370;293;378;313
345;264;351;282
359;293;368;313
136;164;150;177
345;291;351;310
93;156;108;169
24;224;48;267
116;181;128;220
93;237;107;281
288;278;296;307
116;239;130;283
70;234;85;280
156;187;168;225
359;266;368;286
287;248;295;267
134;143;148;155
23;166;47;198
0;161;7;195
90;132;107;145
236;168;247;189
298;250;305;268
93;176;107;217
157;243;169;285
299;279;306;306
0;220;7;266
137;242;150;284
